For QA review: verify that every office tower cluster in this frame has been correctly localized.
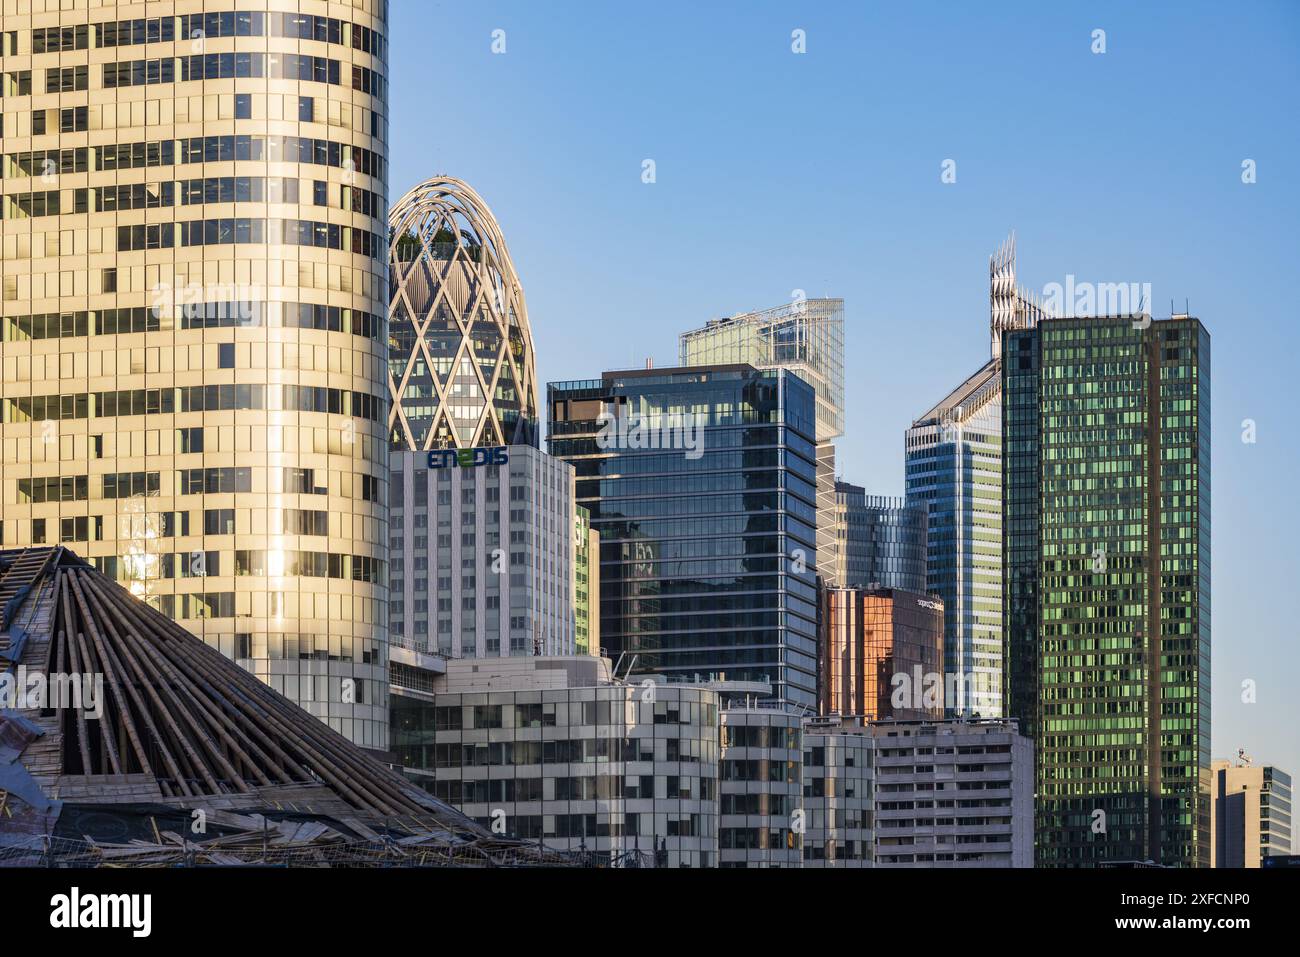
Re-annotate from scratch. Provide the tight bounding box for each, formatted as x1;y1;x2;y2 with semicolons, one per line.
0;0;1230;867
904;236;1052;721
1;0;392;748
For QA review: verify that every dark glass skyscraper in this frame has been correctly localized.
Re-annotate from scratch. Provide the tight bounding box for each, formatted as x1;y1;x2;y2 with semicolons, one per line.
548;365;819;708
1003;315;1211;867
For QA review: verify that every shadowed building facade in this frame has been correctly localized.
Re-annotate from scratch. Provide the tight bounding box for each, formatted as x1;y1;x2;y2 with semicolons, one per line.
1210;761;1293;867
548;365;820;709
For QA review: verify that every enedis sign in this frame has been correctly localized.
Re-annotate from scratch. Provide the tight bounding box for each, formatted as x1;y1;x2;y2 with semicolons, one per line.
427;446;509;469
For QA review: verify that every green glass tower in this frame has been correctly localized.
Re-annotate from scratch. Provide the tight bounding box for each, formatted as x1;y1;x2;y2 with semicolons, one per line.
1003;315;1210;867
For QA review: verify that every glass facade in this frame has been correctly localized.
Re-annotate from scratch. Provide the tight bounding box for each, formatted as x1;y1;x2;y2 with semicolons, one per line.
0;0;391;747
834;482;928;592
387;176;536;451
906;361;1004;719
679;299;844;583
1003;316;1211;867
548;365;820;709
820;587;944;721
573;502;598;655
1261;767;1293;861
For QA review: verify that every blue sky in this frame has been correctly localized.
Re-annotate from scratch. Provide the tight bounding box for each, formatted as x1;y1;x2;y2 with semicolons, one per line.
390;1;1300;780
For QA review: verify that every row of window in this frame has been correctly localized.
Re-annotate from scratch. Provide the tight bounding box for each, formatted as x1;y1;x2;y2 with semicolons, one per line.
3;302;382;342
15;467;379;503
31;13;384;57
97;53;383;98
113;217;385;260
5;135;386;182
3;383;384;423
7;177;381;214
3;182;384;229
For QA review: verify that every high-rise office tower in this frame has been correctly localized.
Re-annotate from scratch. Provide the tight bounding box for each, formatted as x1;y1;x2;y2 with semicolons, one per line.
0;3;391;747
385;177;577;670
1003;313;1211;868
833;482;928;592
906;236;1050;718
680;299;844;584
1210;760;1293;866
387;176;537;451
548;364;820;709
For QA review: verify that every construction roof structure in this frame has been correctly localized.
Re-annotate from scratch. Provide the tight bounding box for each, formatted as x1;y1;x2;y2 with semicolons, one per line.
0;546;574;867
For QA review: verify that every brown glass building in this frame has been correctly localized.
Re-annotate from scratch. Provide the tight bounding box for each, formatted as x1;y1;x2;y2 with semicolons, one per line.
820;587;944;720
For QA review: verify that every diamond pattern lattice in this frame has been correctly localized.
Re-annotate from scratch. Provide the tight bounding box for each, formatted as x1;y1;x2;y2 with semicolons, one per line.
388;177;537;450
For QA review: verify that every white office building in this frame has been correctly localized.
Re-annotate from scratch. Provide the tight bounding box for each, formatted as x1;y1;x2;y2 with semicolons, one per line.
870;717;1032;867
387;444;576;660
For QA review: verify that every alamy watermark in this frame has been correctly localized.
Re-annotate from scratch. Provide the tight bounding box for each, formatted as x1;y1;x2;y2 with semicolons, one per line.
1;666;104;719
596;411;704;460
1041;275;1151;323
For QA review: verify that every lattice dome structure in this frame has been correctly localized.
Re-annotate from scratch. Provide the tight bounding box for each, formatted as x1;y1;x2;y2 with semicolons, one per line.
387;177;538;450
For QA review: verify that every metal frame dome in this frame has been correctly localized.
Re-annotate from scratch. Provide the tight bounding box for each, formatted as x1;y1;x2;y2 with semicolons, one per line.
387;177;538;450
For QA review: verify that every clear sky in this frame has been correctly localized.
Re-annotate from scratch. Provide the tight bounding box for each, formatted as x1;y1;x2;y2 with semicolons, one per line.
389;1;1300;787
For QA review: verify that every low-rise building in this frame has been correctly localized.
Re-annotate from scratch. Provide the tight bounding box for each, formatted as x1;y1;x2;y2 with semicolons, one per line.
803;716;874;867
400;656;720;867
1211;759;1294;867
397;659;1034;868
870;718;1032;867
719;705;804;868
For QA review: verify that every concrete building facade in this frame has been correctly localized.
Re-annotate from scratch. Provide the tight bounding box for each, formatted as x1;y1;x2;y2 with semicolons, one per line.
1211;760;1293;867
870;718;1033;867
387;445;576;660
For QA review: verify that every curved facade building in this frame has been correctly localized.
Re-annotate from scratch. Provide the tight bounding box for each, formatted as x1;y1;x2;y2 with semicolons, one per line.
387;176;537;450
0;1;392;747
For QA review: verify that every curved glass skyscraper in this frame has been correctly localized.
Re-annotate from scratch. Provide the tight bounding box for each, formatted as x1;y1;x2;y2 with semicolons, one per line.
387;176;537;450
0;1;391;747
